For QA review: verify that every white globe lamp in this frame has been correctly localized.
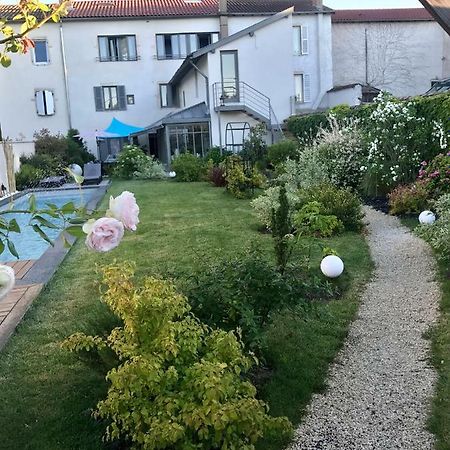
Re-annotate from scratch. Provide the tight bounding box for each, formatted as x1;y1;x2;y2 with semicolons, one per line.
320;255;344;278
418;211;436;225
0;265;15;300
168;171;176;178
69;164;83;177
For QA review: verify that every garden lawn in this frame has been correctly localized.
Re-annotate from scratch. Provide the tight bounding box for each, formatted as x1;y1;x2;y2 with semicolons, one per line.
0;181;372;450
402;217;450;450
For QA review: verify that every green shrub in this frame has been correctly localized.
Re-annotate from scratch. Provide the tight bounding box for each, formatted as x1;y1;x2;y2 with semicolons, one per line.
293;201;343;237
388;182;429;215
418;152;450;198
286;112;329;143
297;184;364;231
267;140;298;166
63;263;291;449
224;155;265;199
171;153;206;182
240;124;268;168
205;146;232;165
15;164;45;190
20;152;65;176
416;194;450;262
114;145;164;180
185;250;334;352
66;128;95;166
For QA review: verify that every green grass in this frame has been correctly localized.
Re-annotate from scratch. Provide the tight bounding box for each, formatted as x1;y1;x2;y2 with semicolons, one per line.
0;181;372;450
401;217;450;450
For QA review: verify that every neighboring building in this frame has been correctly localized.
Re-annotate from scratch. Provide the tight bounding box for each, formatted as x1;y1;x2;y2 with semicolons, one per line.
332;8;450;97
0;0;333;160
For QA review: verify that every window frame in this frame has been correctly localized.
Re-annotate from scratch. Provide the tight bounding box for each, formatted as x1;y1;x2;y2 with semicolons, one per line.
97;35;138;62
35;89;55;116
294;73;311;103
293;25;309;56
33;39;49;65
155;32;219;60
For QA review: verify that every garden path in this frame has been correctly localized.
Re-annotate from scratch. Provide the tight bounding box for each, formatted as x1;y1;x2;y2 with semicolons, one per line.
290;207;440;450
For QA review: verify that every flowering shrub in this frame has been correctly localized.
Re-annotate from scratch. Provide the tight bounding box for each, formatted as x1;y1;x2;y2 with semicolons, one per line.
361;92;447;195
388;182;429;215
171;153;206;182
314;116;368;190
114;145;165;180
63;263;292;449
418;152;450;198
416;194;450;262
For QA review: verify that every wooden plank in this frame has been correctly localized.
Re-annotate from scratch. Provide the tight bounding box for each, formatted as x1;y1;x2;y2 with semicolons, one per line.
10;260;28;277
419;0;450;35
15;260;36;280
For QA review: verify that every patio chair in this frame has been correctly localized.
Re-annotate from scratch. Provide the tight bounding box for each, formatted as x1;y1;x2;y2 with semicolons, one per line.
82;163;102;185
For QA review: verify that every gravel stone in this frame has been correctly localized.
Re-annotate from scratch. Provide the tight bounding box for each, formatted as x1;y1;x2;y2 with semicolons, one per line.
289;207;440;450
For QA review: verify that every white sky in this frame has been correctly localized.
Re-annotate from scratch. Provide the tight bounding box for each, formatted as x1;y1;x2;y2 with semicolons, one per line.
325;0;423;8
0;0;425;6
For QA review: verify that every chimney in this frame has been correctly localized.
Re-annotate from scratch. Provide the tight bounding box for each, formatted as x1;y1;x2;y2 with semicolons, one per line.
311;0;323;8
219;0;228;38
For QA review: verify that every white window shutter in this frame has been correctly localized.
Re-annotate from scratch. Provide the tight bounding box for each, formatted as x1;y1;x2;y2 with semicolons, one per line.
301;25;309;55
35;90;54;116
303;74;311;102
98;37;108;61
293;27;301;55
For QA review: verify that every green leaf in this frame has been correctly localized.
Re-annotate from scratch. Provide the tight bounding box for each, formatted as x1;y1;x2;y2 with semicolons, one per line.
32;224;54;246
29;194;36;212
0;240;4;255
8;218;20;233
45;203;59;210
34;215;59;229
61;202;76;214
65;225;85;239
68;217;87;225
62;234;72;249
7;239;19;259
0;55;11;68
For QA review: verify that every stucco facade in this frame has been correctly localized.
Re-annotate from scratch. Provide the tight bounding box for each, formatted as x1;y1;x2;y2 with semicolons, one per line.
332;19;450;97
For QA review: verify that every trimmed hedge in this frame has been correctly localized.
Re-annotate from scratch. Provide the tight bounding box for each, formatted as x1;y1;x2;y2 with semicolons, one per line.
286;92;450;145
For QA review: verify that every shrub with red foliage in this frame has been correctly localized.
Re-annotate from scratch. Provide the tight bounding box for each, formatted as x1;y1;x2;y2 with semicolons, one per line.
208;165;226;187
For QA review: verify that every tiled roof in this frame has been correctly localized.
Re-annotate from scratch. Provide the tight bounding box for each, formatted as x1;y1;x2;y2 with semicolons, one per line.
332;8;434;23
0;0;330;20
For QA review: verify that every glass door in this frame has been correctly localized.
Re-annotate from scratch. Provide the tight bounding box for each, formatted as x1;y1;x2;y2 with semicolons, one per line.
220;50;239;102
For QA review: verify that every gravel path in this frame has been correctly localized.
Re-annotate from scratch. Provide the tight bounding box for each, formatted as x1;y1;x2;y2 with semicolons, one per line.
290;207;440;450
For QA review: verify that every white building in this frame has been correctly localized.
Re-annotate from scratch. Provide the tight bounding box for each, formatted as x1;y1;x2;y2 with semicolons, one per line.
332;8;450;97
0;0;333;162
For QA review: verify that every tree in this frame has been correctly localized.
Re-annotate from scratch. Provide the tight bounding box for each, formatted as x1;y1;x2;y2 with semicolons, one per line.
0;0;69;67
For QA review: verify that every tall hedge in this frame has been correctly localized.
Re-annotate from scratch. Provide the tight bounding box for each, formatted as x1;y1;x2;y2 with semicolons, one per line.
286;92;450;142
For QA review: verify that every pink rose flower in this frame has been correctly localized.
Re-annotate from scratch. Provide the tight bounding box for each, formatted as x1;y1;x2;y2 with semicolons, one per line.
85;217;124;252
108;191;140;231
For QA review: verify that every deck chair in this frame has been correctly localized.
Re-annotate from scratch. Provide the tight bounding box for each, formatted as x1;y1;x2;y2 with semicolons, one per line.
82;163;102;185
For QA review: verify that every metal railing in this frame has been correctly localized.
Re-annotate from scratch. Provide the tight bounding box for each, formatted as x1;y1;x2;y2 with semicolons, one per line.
213;81;272;122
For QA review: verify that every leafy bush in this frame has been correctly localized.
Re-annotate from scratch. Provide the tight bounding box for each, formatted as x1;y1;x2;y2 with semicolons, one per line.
66;128;96;166
294;201;343;237
224;155;265;199
250;185;299;230
388;182;429;215
267;140;298;167
20;152;65;177
63;263;291;449
297;184;364;231
205;147;232;165
416;194;450;262
418;152;450;198
314;116;368;190
171;153;206;182
240;124;268;168
15;164;45;190
186;250;334;352
207;164;226;187
114;145;164;180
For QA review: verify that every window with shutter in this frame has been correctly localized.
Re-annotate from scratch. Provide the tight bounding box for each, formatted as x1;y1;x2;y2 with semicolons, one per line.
301;26;309;55
293;27;301;55
303;74;311;102
94;86;104;111
35;90;55;116
294;74;304;102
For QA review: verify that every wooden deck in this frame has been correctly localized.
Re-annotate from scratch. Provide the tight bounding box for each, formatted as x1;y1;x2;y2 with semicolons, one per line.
0;260;43;350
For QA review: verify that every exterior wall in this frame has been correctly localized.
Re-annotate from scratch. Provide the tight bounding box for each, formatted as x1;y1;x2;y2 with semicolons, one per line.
292;13;333;112
0;23;70;143
62;17;218;154
319;85;362;109
332;20;450;97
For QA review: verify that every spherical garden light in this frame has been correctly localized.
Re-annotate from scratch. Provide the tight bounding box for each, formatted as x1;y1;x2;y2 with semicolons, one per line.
69;164;83;177
0;265;15;300
168;171;176;178
418;211;436;225
320;255;344;278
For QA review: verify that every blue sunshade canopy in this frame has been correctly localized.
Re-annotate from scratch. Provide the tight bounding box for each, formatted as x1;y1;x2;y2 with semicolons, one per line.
103;118;145;137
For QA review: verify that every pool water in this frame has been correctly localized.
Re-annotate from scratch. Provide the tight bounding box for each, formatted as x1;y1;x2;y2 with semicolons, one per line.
0;190;93;262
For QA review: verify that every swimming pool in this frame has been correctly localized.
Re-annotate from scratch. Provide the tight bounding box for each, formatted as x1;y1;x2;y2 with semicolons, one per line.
0;190;93;262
